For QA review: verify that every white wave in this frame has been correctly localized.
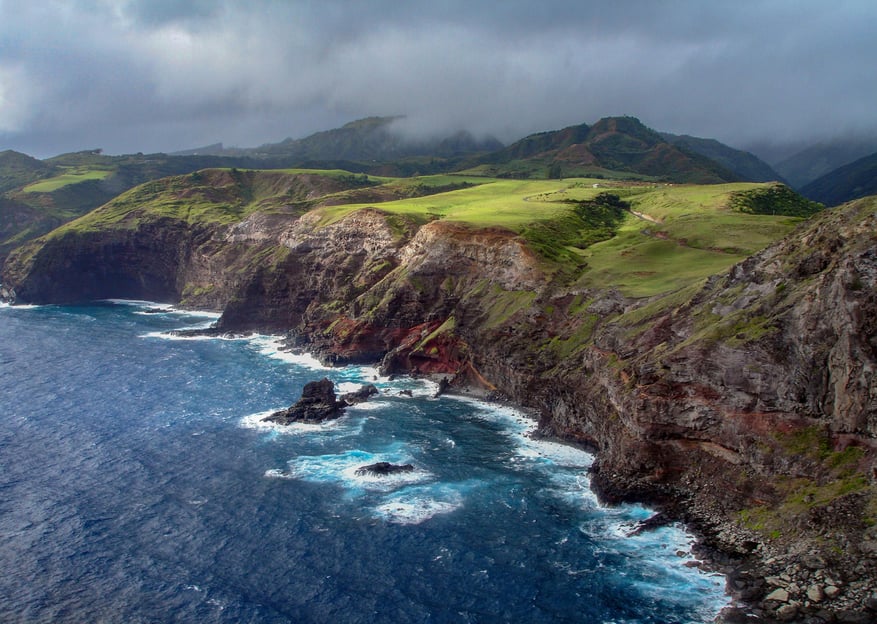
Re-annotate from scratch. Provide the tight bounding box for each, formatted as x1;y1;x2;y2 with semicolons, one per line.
247;335;331;370
378;376;441;398
103;298;166;307
104;298;222;319
0;302;41;310
447;395;593;469
546;472;600;508
344;400;392;412
133;305;175;315
273;447;431;494
349;365;391;383
372;484;464;524
340;464;432;492
239;409;344;434
139;330;239;341
336;381;363;394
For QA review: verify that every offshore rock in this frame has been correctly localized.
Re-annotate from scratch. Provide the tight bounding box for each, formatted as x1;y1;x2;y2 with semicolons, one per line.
339;384;379;404
354;462;415;477
263;378;345;424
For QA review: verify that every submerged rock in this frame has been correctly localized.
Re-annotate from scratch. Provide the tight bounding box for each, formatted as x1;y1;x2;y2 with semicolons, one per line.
263;378;345;424
354;462;415;477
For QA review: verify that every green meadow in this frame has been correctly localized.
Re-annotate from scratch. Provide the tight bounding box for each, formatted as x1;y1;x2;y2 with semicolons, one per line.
43;169;811;299
314;177;572;227
22;168;112;193
314;175;808;296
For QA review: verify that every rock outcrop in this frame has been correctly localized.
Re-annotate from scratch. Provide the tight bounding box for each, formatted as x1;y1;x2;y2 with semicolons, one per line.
354;462;415;477
339;384;379;405
263;378;346;424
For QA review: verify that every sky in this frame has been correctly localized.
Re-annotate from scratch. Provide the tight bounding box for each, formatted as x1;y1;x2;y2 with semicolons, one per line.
1;0;876;159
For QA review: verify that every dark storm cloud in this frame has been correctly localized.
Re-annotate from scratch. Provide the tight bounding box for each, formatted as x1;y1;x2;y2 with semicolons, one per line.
1;0;875;157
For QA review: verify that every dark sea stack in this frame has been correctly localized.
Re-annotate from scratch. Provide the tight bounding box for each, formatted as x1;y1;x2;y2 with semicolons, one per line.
339;384;379;404
263;378;345;424
354;462;415;477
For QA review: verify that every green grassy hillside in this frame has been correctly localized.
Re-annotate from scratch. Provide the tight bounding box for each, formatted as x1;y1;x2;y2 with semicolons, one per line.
9;162;818;305
311;176;813;295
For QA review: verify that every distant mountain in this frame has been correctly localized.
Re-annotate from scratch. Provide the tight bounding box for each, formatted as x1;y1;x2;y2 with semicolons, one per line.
660;133;784;183
773;138;877;189
476;116;739;183
184;117;503;164
799;150;877;206
170;143;226;157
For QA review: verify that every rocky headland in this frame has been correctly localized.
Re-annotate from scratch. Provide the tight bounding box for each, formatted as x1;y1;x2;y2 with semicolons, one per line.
2;170;876;622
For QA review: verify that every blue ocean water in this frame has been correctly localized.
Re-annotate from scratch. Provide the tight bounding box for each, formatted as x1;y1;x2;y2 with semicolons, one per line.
0;301;728;623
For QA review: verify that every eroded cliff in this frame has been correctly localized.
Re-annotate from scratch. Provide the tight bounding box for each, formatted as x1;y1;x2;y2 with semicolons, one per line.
3;173;876;621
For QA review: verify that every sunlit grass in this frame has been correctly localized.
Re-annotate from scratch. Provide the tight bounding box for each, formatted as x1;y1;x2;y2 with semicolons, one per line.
23;168;111;193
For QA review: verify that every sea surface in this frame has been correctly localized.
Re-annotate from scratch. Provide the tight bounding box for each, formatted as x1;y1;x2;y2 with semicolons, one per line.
0;301;729;623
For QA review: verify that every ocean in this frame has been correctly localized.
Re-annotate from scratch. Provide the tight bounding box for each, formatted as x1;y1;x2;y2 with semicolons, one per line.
0;301;728;623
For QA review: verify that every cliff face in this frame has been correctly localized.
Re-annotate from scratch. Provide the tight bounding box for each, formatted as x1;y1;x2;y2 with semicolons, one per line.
3;185;877;620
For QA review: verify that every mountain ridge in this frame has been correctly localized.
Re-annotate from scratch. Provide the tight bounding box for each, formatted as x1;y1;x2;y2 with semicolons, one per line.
800;150;877;206
660;132;785;183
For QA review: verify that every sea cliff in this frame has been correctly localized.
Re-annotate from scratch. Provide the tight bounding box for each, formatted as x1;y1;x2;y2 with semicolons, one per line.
3;172;875;622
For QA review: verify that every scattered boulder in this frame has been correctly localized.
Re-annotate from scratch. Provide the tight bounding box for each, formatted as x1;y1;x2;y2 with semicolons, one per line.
263;378;345;424
766;588;791;603
354;462;415;477
825;586;842;599
627;511;672;536
775;603;798;621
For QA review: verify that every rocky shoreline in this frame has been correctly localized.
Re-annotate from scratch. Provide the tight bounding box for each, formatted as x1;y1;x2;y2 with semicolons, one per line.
216;325;877;623
3;189;875;623
262;360;871;622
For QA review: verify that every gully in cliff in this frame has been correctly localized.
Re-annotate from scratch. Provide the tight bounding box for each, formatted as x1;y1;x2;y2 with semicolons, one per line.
262;378;378;425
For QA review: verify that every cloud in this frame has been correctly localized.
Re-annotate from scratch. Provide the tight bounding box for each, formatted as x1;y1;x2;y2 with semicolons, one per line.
0;0;875;157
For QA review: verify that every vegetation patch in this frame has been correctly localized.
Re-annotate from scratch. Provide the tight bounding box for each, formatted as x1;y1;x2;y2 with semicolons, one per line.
465;283;537;330
729;183;823;217
521;192;628;262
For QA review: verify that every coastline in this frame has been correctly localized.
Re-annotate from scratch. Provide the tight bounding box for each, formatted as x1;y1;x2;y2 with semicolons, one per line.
9;299;875;622
395;371;877;624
